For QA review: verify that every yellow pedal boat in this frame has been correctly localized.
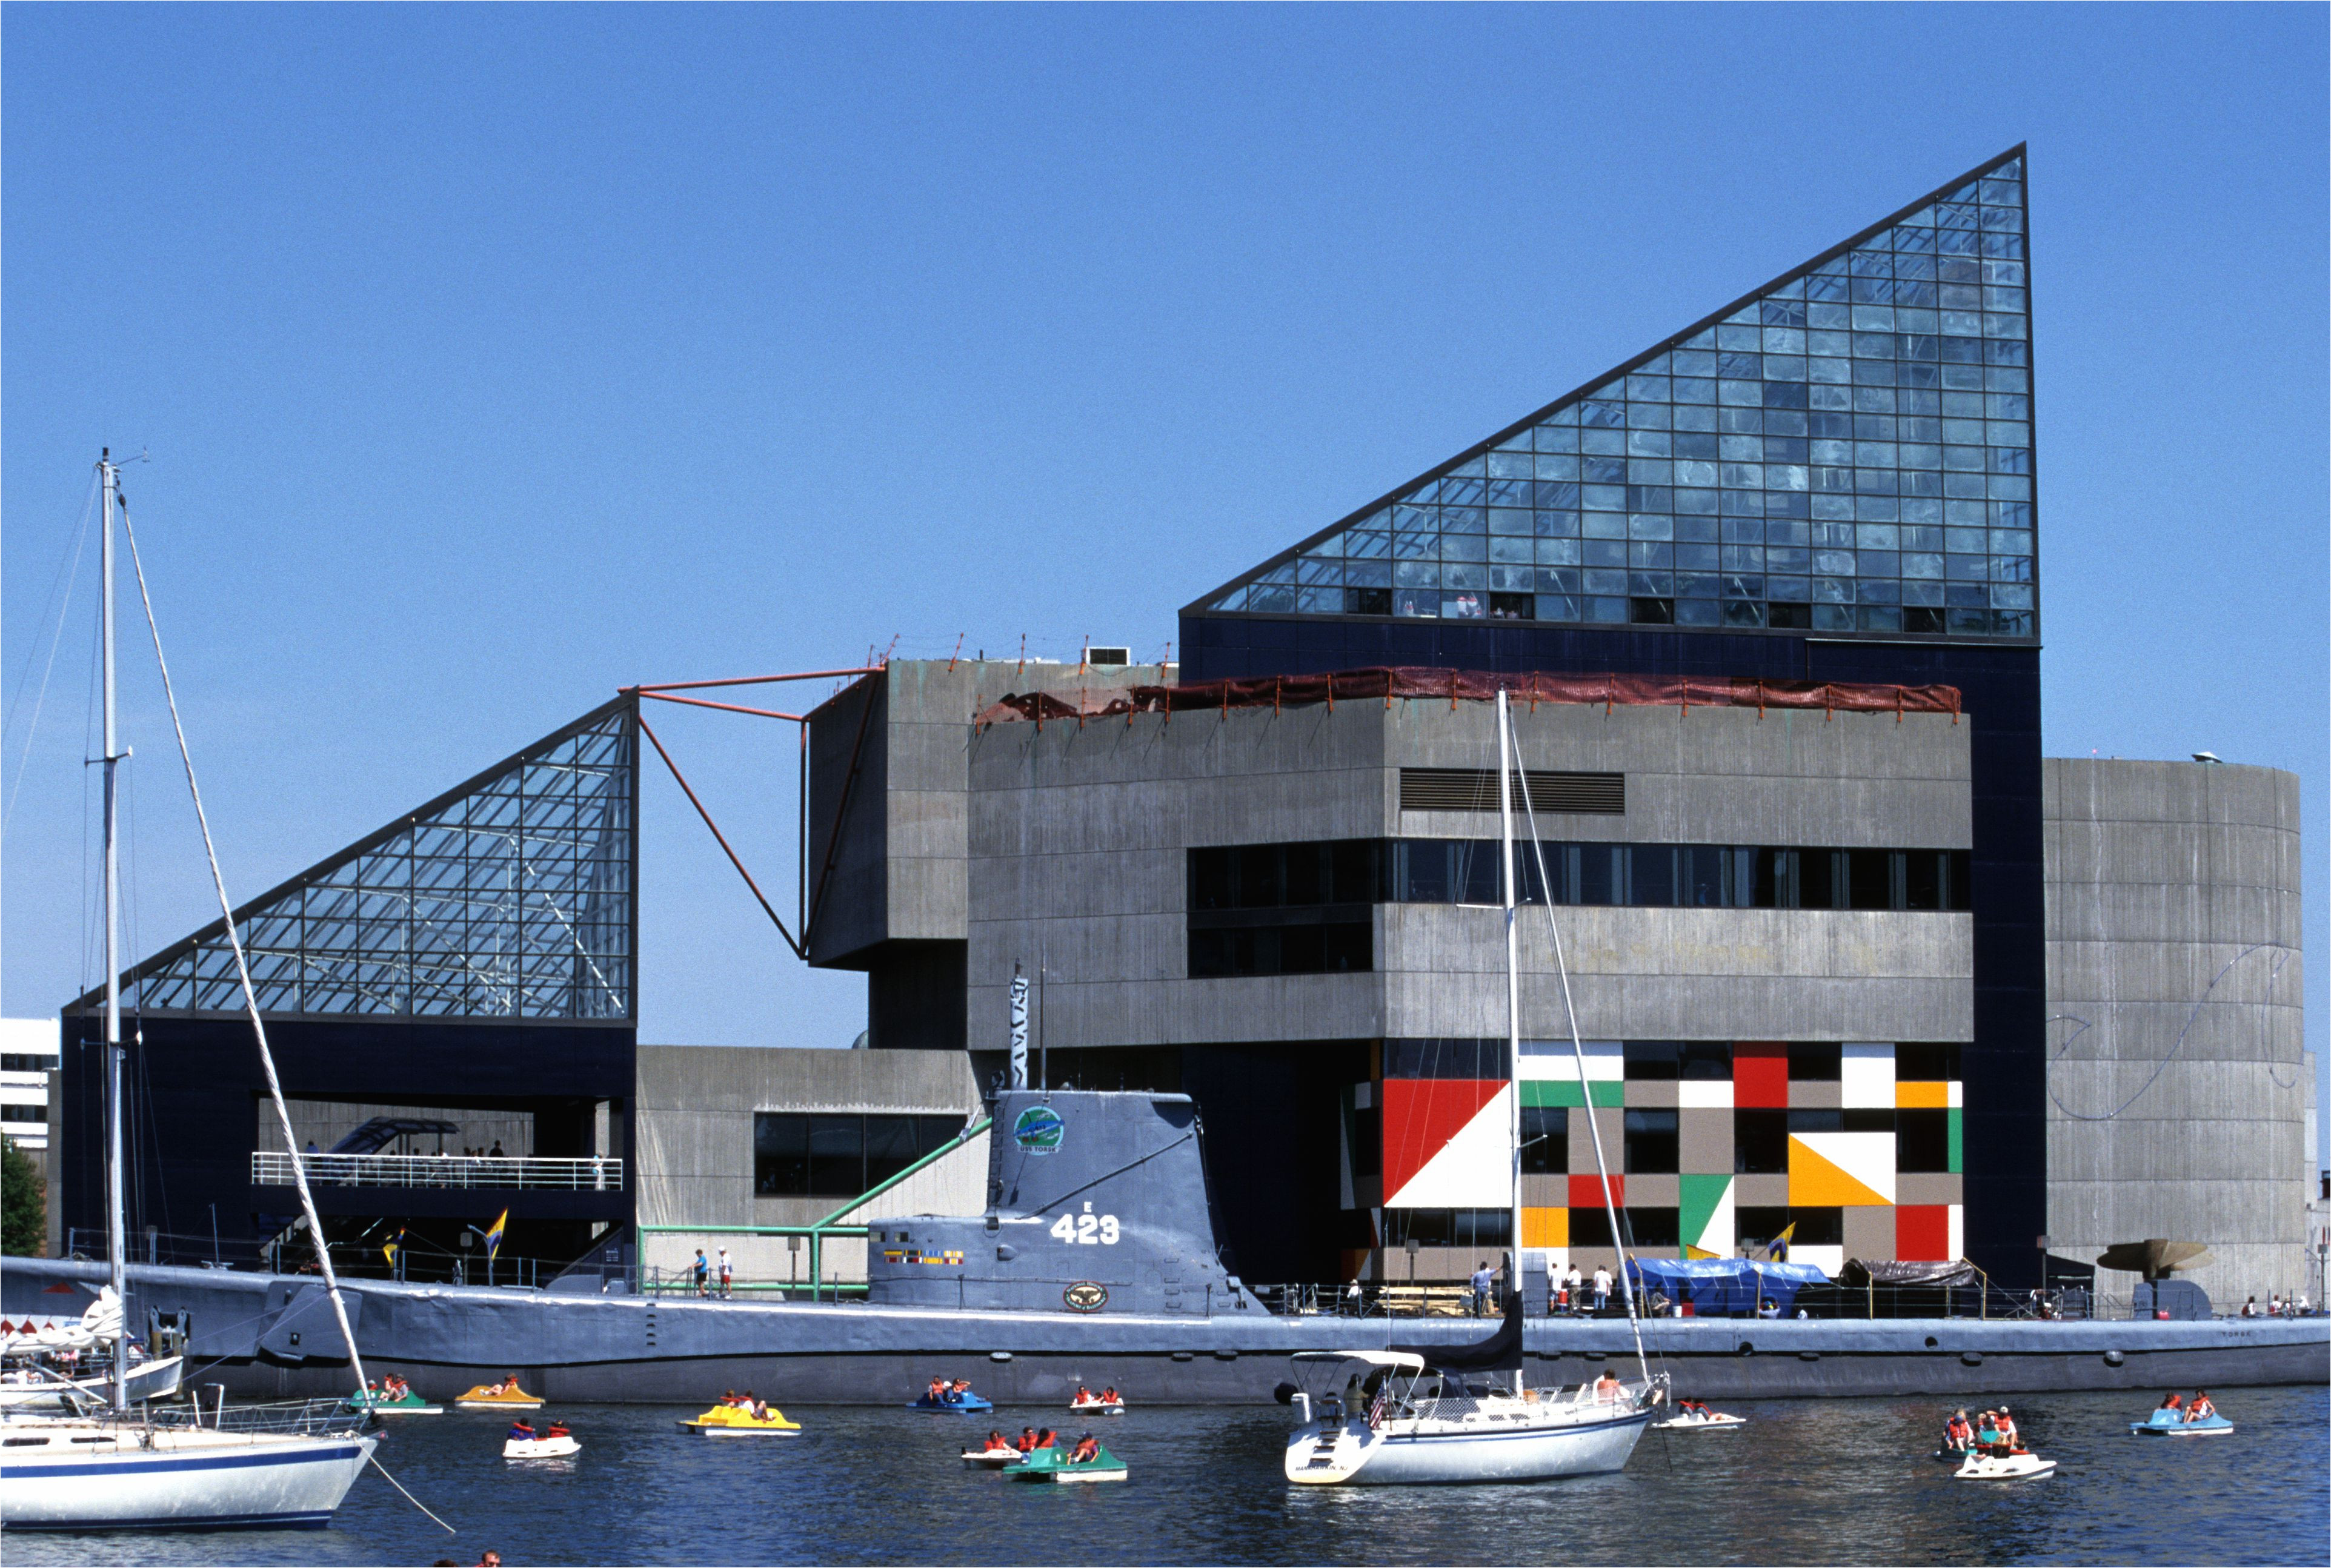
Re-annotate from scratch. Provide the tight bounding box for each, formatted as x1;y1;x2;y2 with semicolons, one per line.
455;1383;545;1410
676;1403;800;1436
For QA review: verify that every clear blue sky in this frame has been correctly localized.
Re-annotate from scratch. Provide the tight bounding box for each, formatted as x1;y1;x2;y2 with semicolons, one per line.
4;5;2323;1121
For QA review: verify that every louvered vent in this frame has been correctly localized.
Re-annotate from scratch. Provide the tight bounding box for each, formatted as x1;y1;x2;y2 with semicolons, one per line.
1398;768;1624;815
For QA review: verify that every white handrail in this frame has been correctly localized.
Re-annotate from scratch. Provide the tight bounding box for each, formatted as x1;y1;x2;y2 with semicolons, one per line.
252;1152;622;1191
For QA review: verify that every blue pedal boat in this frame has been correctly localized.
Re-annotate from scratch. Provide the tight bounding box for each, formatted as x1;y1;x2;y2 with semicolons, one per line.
2130;1409;2233;1437
909;1390;994;1414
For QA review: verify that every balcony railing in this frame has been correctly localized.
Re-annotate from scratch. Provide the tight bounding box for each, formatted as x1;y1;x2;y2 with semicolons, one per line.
251;1151;623;1191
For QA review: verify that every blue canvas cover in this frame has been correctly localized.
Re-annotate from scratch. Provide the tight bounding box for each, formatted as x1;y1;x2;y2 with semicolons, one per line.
1628;1258;1829;1316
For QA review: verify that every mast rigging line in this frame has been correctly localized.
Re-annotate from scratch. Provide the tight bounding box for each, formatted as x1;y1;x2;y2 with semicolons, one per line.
118;490;370;1401
1503;697;1653;1387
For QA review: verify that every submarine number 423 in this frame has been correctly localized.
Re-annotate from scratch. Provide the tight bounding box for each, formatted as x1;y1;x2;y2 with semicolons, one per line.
1050;1213;1120;1245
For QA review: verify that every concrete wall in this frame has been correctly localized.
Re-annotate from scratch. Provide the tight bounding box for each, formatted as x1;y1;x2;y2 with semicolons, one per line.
962;692;1974;1049
633;1045;988;1286
2044;759;2309;1310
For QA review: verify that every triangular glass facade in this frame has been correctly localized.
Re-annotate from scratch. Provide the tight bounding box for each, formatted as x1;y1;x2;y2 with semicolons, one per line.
104;697;636;1020
1194;150;2033;639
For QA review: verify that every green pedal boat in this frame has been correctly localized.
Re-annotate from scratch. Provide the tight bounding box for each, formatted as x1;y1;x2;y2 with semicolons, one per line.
1006;1444;1127;1484
347;1388;442;1415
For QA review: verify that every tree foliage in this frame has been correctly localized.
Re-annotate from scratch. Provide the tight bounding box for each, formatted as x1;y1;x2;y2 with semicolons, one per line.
2;1135;46;1255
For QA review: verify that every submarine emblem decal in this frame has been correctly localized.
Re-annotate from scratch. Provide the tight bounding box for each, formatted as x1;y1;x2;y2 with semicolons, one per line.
1014;1105;1066;1155
1063;1281;1108;1312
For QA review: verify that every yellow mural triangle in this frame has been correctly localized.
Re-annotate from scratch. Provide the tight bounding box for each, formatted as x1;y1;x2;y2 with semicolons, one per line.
1788;1137;1889;1208
1683;1244;1721;1261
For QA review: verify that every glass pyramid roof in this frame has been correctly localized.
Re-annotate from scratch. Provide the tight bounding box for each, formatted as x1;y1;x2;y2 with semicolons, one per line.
1191;148;2034;640
90;697;636;1021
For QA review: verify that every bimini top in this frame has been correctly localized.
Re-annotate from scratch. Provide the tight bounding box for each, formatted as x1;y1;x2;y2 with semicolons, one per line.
1291;1350;1426;1372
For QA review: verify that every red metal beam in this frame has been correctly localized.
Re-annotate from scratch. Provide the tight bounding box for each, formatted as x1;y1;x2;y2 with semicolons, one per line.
636;712;805;959
640;691;808;723
635;668;879;694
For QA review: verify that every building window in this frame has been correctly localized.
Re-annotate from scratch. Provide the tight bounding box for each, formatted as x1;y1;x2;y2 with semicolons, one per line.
1623;1109;1679;1174
754;1112;964;1198
1380;1208;1513;1249
1384;840;1970;912
1188;842;1379;979
0;1055;58;1074
1626;1208;1681;1249
1384;1040;1511;1080
1895;1041;1962;1080
1897;1110;1952;1172
1521;1106;1567;1174
1735;1111;1787;1174
1787;1043;1842;1081
0;1104;44;1123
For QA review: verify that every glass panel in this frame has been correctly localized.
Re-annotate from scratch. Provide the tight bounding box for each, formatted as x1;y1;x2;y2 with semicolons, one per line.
119;703;636;1018
1198;154;2032;641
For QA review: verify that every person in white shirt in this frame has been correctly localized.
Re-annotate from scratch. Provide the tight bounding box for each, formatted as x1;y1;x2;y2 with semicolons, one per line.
717;1247;734;1300
1591;1265;1612;1312
1563;1264;1584;1315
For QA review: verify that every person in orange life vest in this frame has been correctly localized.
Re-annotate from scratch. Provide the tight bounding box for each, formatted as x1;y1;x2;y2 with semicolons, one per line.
1016;1427;1037;1453
1070;1432;1102;1464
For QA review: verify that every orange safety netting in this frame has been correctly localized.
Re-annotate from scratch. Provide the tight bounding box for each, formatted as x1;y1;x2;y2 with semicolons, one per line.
975;666;1961;728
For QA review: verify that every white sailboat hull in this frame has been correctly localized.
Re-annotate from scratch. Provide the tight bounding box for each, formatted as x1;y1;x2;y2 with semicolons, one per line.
1286;1407;1651;1486
0;1427;376;1532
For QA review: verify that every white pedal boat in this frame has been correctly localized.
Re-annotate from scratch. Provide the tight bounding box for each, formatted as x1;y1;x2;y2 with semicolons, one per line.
1069;1400;1126;1415
1953;1450;2055;1481
1654;1409;1745;1430
961;1448;1025;1469
502;1433;580;1460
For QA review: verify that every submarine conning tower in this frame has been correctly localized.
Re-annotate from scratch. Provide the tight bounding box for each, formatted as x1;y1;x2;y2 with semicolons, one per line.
864;1089;1263;1316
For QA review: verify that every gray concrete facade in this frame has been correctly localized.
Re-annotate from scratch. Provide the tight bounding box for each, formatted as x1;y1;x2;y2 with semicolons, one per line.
2043;759;2310;1311
954;678;1974;1051
633;1045;988;1287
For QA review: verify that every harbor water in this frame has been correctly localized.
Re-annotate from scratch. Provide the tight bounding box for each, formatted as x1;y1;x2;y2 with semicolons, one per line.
5;1385;2323;1565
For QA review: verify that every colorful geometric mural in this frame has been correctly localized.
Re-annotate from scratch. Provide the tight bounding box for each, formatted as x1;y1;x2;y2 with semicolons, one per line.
1370;1038;1964;1275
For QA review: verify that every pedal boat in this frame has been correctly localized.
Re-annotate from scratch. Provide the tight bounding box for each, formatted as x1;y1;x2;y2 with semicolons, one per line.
1069;1397;1126;1415
677;1403;800;1436
348;1388;442;1415
1654;1409;1744;1430
503;1430;580;1460
1005;1444;1126;1484
909;1390;994;1414
962;1447;1026;1469
2131;1409;2233;1437
457;1383;545;1411
1953;1449;2055;1481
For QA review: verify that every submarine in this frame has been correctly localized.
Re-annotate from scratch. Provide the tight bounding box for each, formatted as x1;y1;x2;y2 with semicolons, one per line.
5;1089;2323;1404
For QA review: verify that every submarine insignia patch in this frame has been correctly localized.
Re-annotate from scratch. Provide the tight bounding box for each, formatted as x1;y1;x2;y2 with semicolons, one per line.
1013;1105;1066;1155
1063;1281;1108;1313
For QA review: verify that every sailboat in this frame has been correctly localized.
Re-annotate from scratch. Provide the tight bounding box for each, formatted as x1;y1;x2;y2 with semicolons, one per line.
1282;688;1666;1486
0;454;379;1532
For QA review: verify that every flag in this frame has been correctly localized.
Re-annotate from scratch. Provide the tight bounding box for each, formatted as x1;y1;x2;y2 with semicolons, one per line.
1766;1221;1795;1261
485;1210;507;1263
383;1226;405;1267
1008;968;1030;1089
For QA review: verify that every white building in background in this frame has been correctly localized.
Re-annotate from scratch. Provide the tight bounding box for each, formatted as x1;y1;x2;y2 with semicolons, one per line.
1;1017;61;1161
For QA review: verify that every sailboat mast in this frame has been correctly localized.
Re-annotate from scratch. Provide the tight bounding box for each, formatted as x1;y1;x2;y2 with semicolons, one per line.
1497;690;1522;1393
99;451;130;1413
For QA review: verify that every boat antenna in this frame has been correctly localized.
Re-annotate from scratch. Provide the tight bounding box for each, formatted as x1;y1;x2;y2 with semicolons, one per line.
117;488;371;1404
1503;698;1651;1386
96;453;130;1412
1495;691;1524;1398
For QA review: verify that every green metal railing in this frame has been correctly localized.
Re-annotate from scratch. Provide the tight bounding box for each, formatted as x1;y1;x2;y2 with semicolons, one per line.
638;1117;992;1303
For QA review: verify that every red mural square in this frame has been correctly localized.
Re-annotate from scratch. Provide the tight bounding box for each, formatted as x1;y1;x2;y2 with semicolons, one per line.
1568;1174;1624;1210
1733;1042;1789;1109
1896;1204;1952;1261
